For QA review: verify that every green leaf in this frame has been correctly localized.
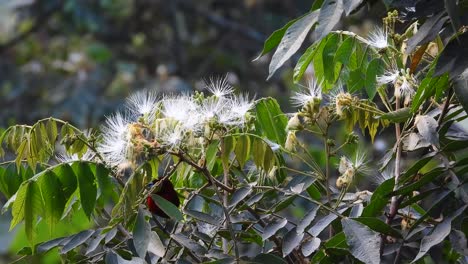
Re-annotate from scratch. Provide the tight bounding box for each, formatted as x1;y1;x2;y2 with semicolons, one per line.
221;136;235;164
293;41;320;83
272;195;296;212
133;207;151;258
267;11;319;79
315;0;344;39
252;253;287;264
413;205;467;262
377;107;412;123
39;171;66;232
0;163;24;198
282;227;305;257
342;218;381;264
252;137;266;168
254;17;301;61
229;186;252;209
334;36;355;65
347;69;365;93
365;58;384;99
262;218;287;241
392;167;445;196
361;178;394;217
254;98;288;145
73;162;97;218
10;181;43;244
151;194;183;221
400;152;436;184
184;209;222;226
95;164;116;202
322;33;340;82
352;217;402;238
235;135;251;168
53;164;77;201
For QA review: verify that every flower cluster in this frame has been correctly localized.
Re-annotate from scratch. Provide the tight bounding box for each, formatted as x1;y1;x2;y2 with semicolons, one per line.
97;77;254;167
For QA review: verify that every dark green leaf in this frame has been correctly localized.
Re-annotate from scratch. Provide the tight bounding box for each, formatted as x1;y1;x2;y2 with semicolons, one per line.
282;227;304;257
365;58;384;99
267;11;319;79
454;73;468;114
296;205;319;233
53;164;77;200
184;209;222;227
235;135;251;168
39;171;66;232
254;17;301;61
361;178;394;217
392;167;445;196
133;207;151;258
343;0;364;15
171;233;207;255
301;237;321;257
85;230;106;255
228;186;252;208
435;31;468;78
377;107;412;123
262;218;287;241
334;37;355;65
95;164;116;202
151;194;183;221
252;253;287;264
315;0;344;39
272;195;296;212
413;205;467;262
352;217;401;238
322;34;340;82
406;12;448;54
254;98;288;145
293;40;321;83
342;218;381;264
37;237;66;253
73;162;97;218
61;230;94;254
105;250;145;264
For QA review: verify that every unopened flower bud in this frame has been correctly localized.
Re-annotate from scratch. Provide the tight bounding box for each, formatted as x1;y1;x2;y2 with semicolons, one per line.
286;113;303;131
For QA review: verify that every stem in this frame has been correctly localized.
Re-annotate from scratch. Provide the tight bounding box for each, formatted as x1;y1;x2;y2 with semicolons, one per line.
323;124;333;237
204;165;240;261
382;96;403;254
437;87;454;130
220;138;230;255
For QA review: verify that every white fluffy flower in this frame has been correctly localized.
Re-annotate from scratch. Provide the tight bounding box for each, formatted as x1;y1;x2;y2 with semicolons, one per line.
377;69;400;86
205;76;234;98
291;79;322;107
56;149;95;163
217;93;253;127
126;90;158;117
200;97;226;122
367;27;388;49
161;95;202;131
98;112;132;166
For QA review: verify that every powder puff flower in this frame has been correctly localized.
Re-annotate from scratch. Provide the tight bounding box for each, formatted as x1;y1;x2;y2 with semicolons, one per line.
98;112;132;166
200;97;227;123
205;75;234;98
161;95;202;131
56;148;95;163
217;93;254;127
366;27;388;49
291;79;323;107
126;90;158;117
377;69;400;86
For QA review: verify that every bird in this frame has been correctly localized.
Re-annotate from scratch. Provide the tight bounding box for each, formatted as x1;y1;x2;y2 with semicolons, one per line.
146;178;180;218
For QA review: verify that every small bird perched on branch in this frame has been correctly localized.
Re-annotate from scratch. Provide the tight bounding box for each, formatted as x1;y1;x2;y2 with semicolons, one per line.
146;178;180;218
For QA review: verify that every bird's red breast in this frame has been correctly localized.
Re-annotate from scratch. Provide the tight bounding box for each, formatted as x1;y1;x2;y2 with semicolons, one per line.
146;179;180;218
